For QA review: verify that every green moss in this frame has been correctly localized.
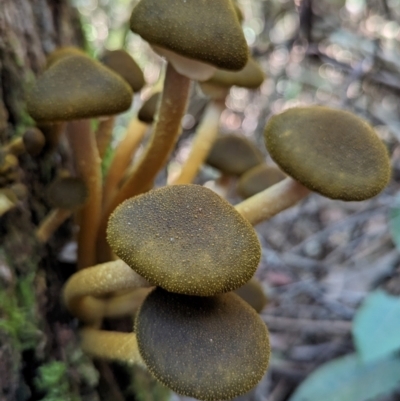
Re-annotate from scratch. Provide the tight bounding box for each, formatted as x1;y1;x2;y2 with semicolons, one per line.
129;366;170;401
34;361;80;401
0;273;40;351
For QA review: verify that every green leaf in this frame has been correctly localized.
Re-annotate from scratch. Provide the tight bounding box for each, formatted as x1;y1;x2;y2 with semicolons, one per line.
288;354;400;401
389;202;400;250
352;289;400;363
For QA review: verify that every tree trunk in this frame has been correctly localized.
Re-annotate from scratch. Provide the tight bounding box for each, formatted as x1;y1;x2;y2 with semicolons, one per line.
0;1;100;400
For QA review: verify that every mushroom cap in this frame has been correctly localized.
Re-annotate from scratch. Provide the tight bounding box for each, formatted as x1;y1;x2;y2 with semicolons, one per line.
46;176;88;209
45;46;86;69
234;278;268;313
237;164;286;198
203;56;265;89
107;185;261;296
101;49;145;92
22;127;46;157
137;92;160;124
206;134;264;176
27;54;133;122
129;0;248;71
264;106;391;201
136;288;270;401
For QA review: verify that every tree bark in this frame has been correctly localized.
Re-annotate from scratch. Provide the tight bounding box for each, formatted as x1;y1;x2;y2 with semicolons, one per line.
0;1;100;400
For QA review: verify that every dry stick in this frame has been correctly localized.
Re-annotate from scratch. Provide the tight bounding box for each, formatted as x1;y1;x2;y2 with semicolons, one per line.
81;327;145;366
63;259;150;324
235;177;311;226
67;120;102;269
171;99;225;185
35;208;72;243
96;116;116;159
96;63;191;263
102;118;148;208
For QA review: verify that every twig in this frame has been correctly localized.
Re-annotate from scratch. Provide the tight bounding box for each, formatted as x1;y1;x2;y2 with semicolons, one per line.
262;315;352;335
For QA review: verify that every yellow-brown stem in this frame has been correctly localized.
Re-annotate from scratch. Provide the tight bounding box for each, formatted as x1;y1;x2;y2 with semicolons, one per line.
103;118;148;208
63;259;150;324
96;63;191;263
4;138;25;156
35;208;72;243
67;119;102;269
96;116;116;159
235;177;311;225
81;327;144;366
171;99;224;185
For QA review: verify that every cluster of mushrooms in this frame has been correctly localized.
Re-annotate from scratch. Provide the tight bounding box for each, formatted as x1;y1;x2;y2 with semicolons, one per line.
5;0;391;400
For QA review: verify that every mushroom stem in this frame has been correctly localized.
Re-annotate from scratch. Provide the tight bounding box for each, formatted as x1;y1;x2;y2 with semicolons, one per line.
97;62;191;262
3;138;25;156
96;116;116;159
171;99;224;185
80;327;145;366
35;208;72;243
103;118;148;208
235;177;311;225
66;119;102;269
63;259;150;324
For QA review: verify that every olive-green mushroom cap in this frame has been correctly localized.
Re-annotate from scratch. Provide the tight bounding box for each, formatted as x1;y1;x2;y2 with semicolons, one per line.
136;288;270;401
107;185;261;296
234;278;268;313
46;46;86;69
206;134;264;176
129;0;248;71
101;49;145;92
237;164;286;199
203;57;265;89
46;177;88;209
27;54;133;122
264;106;391;201
137;92;160;124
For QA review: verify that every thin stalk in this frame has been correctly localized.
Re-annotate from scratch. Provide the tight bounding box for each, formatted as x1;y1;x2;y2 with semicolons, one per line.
103;118;148;208
67;119;102;269
96;116;116;159
171;99;224;185
35;208;72;243
81;327;145;366
235;177;311;225
63;259;150;324
96;62;191;263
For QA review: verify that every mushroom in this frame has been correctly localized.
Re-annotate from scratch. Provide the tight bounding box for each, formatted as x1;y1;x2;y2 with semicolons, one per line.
235;106;391;225
234;277;268;313
27;52;133;268
237;163;286;199
102;92;161;208
96;49;146;159
2;127;45;157
77;289;270;401
172;57;265;185
35;176;88;243
107;184;261;296
96;0;249;262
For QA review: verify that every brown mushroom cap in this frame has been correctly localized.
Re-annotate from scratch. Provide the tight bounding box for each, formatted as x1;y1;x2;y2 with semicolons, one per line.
22;128;46;156
264;106;391;201
237;164;286;199
101;49;145;92
137;92;161;124
136;288;270;401
107;185;261;296
234;277;268;313
203;56;265;89
206;134;264;176
46;176;88;209
27;54;133;122
129;0;248;71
